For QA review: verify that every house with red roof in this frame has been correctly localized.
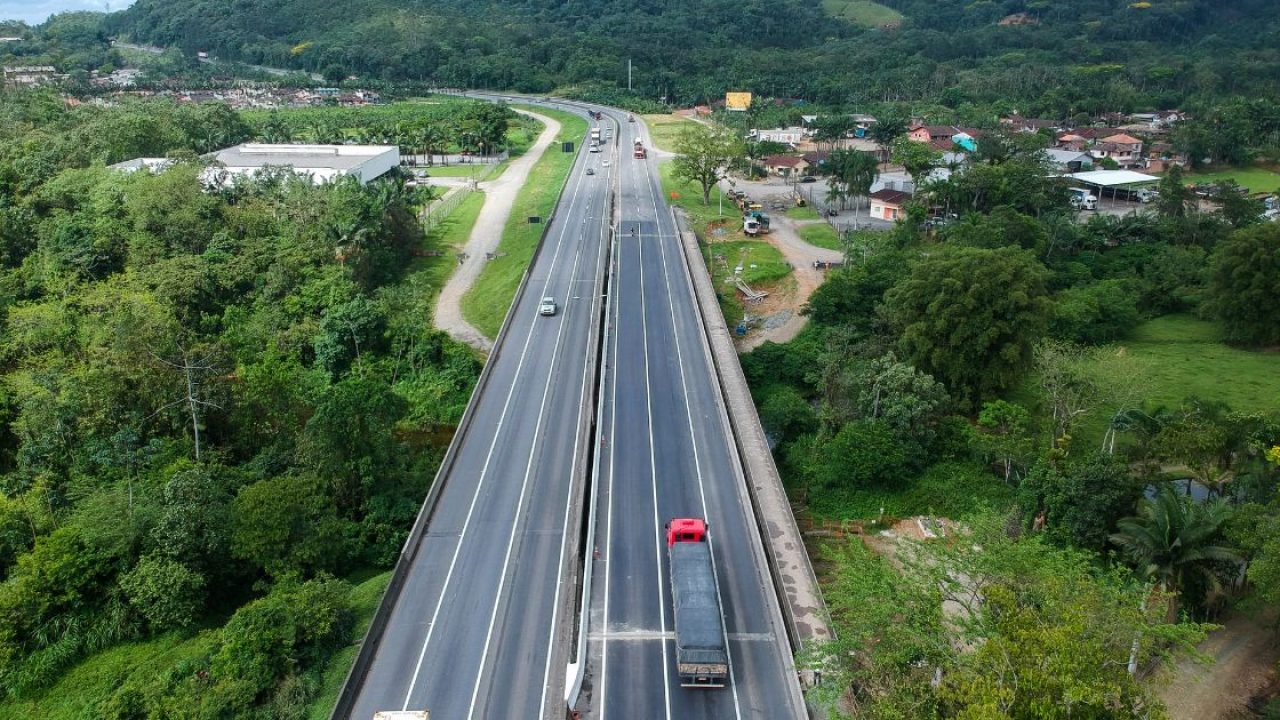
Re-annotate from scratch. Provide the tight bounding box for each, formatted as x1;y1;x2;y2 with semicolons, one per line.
869;189;912;221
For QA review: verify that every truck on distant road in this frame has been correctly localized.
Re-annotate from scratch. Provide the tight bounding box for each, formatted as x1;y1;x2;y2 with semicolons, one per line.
666;518;729;688
590;126;601;144
633;139;647;159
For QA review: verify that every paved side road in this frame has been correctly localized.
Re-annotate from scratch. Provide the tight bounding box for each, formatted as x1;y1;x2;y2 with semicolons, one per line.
433;109;562;351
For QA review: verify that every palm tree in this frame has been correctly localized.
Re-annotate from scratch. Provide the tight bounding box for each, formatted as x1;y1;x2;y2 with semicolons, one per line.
1110;486;1240;621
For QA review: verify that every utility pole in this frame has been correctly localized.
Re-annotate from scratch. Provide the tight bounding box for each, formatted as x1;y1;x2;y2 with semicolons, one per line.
628;58;632;92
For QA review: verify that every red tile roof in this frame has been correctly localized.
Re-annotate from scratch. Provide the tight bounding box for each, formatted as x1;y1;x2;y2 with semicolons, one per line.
870;189;912;205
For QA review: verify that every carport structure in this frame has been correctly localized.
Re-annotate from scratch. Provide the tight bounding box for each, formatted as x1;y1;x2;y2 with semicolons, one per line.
1067;169;1160;203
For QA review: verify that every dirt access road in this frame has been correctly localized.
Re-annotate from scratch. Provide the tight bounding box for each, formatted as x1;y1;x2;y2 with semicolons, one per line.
433;109;561;351
1157;610;1278;719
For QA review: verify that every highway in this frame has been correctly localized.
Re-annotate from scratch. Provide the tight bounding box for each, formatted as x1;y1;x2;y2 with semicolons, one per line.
339;97;807;720
344;102;615;720
584;114;807;718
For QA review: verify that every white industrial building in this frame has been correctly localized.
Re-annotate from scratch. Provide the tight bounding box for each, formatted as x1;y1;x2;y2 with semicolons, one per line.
200;143;400;187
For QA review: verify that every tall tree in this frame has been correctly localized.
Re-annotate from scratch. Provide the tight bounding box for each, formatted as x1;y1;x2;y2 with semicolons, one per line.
672;123;743;205
1110;486;1239;620
1206;222;1280;346
885;246;1051;407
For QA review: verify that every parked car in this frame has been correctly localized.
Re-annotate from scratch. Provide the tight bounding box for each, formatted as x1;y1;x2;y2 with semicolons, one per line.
799;176;817;183
1136;188;1159;203
539;297;557;316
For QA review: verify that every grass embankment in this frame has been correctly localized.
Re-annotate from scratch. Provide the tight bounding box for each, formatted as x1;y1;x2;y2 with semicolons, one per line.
416;190;486;300
822;0;903;26
658;160;795;328
642;113;695;153
797;222;843;251
460;106;588;338
305;572;393;719
1186;166;1280;194
0;571;392;720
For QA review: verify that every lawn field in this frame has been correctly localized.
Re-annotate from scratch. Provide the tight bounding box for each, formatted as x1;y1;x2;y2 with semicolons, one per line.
642;113;696;153
786;205;822;221
658;160;743;230
1015;314;1280;449
1111;315;1280;413
1186;167;1280;194
797;222;843;251
461;106;588;338
822;0;904;26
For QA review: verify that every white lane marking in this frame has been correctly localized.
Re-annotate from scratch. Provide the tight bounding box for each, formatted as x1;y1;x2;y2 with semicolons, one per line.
637;219;675;720
641;139;744;719
466;172;593;720
400;133;594;709
598;197;622;720
538;130;612;715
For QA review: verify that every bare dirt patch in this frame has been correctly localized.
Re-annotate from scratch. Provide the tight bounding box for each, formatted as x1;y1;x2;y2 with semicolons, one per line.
1156;610;1279;720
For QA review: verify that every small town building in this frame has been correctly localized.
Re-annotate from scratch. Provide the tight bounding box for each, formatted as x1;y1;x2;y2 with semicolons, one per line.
1044;149;1094;173
869;189;912;221
200;143;400;187
3;65;58;87
1093;133;1144;166
761;154;807;177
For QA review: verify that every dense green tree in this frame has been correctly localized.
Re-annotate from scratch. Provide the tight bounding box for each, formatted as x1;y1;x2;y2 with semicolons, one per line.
1050;279;1140;344
972;400;1035;484
803;250;910;333
1156;165;1196;219
891;138;940;187
672;123;742;205
230;474;357;579
119;554;205;632
822;352;950;461
1022;453;1144;552
1206;223;1280;346
885;246;1051;407
209;577;353;709
1111;486;1239;620
788;420;907;493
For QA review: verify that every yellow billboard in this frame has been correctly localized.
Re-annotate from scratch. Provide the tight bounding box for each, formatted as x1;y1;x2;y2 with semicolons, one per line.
725;92;752;112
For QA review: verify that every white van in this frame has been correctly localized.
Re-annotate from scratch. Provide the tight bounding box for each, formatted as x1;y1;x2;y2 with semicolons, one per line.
1069;187;1098;210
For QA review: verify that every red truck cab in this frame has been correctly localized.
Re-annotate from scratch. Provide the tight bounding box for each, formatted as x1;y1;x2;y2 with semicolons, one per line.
667;518;707;546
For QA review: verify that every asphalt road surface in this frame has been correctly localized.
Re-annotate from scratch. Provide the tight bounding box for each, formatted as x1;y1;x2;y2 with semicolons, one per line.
584;114;807;718
342;97;806;720
345;102;614;720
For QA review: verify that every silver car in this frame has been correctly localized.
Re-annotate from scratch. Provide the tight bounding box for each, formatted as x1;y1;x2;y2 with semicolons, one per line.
539;297;557;316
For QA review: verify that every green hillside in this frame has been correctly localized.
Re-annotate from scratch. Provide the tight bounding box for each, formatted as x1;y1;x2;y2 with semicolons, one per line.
102;0;1280;113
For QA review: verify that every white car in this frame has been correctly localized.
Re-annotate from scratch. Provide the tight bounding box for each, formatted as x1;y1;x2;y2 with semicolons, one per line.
602;159;611;167
539;297;557;316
